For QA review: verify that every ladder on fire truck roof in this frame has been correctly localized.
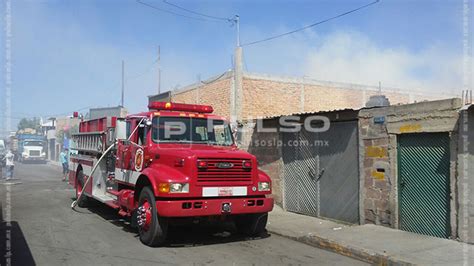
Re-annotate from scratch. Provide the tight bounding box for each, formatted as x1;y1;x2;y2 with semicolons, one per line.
72;131;106;153
72;116;119;154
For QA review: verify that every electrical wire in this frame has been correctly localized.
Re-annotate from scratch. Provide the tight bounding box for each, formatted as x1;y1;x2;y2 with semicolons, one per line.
162;0;234;23
136;0;214;22
200;71;229;84
241;0;380;47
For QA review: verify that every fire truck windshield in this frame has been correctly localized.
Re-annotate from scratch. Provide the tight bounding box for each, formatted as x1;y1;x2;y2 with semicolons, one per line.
152;117;234;146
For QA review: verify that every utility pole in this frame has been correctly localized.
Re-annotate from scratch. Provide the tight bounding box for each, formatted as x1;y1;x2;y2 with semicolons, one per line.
235;15;240;47
157;45;161;94
232;14;243;125
121;60;125;107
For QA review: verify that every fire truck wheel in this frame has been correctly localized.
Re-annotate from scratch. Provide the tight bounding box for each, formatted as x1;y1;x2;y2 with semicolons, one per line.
235;213;268;237
137;186;168;247
75;169;89;208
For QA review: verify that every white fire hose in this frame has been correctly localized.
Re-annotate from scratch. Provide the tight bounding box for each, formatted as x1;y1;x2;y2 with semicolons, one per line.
70;141;117;209
71;117;145;209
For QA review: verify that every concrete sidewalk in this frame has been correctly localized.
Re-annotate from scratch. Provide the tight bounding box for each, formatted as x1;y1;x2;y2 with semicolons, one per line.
267;206;474;265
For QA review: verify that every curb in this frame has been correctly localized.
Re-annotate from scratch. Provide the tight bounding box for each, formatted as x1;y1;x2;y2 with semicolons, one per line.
267;229;414;266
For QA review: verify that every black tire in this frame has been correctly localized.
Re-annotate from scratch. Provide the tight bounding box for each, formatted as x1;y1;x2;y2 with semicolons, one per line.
235;213;268;237
137;186;168;247
75;169;89;208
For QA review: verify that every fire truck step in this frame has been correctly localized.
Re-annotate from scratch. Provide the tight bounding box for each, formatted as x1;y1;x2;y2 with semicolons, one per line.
105;200;120;210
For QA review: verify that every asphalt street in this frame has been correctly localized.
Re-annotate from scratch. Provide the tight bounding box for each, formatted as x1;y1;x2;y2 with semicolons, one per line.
0;163;368;266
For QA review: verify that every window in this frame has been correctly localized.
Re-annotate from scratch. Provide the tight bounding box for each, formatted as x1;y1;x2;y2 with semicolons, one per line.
137;125;147;145
126;121;131;140
152;117;234;146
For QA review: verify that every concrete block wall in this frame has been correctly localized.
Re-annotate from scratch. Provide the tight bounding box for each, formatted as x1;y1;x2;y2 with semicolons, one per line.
238;119;284;206
458;106;474;244
359;98;463;239
359;116;393;226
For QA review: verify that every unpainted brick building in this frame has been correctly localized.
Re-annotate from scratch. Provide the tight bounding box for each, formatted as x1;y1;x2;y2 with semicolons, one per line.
152;70;450;120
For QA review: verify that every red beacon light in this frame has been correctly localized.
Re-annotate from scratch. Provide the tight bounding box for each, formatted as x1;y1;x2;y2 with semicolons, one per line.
148;102;214;114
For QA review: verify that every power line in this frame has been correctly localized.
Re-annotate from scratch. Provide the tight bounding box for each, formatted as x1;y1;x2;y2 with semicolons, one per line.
200;71;229;85
162;0;233;23
241;0;380;47
136;0;214;22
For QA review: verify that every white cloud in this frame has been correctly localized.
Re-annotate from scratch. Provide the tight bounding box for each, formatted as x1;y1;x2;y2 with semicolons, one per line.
244;28;466;96
302;31;464;94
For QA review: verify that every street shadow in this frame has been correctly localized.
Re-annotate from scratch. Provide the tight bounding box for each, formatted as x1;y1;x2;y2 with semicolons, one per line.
77;199;270;247
165;223;270;248
0;202;36;265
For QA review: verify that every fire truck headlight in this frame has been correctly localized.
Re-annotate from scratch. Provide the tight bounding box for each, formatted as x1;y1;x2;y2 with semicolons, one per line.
169;183;189;193
258;182;271;192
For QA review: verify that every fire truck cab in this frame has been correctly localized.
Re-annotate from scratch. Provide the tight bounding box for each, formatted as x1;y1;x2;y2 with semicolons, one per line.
69;102;273;246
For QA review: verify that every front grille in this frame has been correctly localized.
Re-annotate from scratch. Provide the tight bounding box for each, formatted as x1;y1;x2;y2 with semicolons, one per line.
197;158;252;184
29;150;41;156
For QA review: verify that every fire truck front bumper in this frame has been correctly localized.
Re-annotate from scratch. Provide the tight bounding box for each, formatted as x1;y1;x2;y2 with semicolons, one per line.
156;197;274;217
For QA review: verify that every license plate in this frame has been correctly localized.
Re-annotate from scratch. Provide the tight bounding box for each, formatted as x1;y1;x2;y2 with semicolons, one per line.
218;187;233;196
202;187;247;197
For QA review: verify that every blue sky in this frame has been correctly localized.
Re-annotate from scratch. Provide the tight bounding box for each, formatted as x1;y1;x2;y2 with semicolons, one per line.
0;0;472;128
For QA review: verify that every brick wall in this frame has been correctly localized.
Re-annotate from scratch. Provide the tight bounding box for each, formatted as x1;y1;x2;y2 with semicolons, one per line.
170;72;449;120
171;77;231;118
241;75;432;119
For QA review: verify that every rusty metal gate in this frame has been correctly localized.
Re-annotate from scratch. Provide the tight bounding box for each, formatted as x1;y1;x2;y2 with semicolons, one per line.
398;133;451;238
282;120;359;223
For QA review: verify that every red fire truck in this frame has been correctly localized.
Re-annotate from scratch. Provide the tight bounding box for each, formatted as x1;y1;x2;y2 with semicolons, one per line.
69;102;273;246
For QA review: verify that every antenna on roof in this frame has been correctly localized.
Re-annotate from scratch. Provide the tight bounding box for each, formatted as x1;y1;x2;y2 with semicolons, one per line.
366;81;390;108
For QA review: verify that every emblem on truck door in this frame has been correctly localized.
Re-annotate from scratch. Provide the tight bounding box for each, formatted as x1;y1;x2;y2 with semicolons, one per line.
216;162;234;169
135;149;144;171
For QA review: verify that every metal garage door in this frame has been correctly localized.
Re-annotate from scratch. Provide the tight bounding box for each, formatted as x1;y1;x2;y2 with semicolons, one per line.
282;120;359;223
398;133;451;238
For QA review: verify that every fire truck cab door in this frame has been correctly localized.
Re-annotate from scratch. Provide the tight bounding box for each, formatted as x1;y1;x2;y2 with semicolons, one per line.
116;119;146;173
116;140;132;171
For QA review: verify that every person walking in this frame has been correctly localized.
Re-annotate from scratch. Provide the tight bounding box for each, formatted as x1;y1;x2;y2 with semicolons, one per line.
4;150;15;180
60;148;69;181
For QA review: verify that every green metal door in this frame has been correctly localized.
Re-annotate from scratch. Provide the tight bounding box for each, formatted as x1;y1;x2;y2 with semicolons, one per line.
398;133;451;238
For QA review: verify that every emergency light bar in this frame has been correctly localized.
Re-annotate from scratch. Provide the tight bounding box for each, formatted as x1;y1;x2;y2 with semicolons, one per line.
148;102;214;114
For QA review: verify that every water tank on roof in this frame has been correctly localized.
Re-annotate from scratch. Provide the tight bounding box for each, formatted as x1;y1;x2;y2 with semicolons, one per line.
366;95;390;108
